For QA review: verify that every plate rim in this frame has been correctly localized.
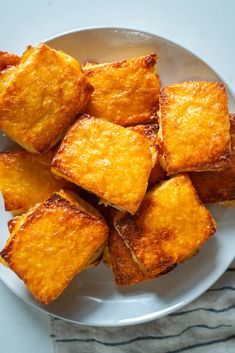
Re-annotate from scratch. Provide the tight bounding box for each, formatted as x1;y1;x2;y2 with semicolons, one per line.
1;26;234;327
2;249;234;327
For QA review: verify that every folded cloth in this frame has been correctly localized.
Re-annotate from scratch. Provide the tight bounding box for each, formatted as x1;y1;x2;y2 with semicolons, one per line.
50;260;235;353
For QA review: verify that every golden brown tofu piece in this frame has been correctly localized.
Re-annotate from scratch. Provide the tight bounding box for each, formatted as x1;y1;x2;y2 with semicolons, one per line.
0;43;93;153
0;51;20;72
52;115;152;214
128;124;166;186
114;174;216;276
190;114;235;203
159;82;231;174
1;190;108;304
83;54;160;126
0;149;72;214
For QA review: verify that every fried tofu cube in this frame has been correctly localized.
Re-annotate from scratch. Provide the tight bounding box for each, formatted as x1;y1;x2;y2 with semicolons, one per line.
0;149;72;214
128;123;166;186
83;54;160;126
0;43;93;153
159;81;231;174
114;174;216;276
0;51;20;72
52;115;152;214
1;190;108;304
190;114;235;203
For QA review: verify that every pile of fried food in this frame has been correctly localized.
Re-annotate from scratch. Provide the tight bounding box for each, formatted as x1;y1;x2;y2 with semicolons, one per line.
0;44;234;305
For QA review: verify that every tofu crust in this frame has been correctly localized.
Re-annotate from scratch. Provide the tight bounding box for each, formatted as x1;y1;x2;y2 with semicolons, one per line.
114;174;216;276
83;54;160;126
0;149;72;214
1;190;108;304
160;81;231;174
190;114;235;203
52;115;152;214
0;43;93;153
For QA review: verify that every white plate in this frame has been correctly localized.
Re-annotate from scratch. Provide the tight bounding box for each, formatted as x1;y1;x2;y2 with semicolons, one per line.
0;28;234;327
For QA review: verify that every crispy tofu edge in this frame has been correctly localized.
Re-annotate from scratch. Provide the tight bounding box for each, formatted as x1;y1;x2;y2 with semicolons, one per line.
83;53;158;76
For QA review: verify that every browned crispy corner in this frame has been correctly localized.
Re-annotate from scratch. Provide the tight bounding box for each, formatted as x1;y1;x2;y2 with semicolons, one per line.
190;114;235;203
114;174;216;277
159;81;231;174
0;51;20;71
83;54;160;126
1;190;108;304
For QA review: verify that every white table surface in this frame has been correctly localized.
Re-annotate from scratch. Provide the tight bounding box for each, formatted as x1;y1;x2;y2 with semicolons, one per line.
0;0;234;352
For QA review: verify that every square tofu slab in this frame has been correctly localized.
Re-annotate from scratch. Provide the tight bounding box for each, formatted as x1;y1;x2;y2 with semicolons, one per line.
190;114;235;203
159;81;231;174
114;174;216;276
1;190;108;304
0;149;71;214
0;44;93;153
83;54;160;126
52;115;153;214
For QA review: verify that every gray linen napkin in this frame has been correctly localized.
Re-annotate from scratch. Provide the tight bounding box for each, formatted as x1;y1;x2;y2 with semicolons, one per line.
50;260;235;353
